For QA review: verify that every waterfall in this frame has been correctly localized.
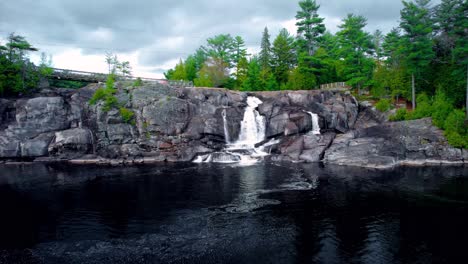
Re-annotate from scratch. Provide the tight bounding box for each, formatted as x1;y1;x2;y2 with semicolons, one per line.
194;96;277;165
231;96;266;148
222;109;231;144
306;112;321;135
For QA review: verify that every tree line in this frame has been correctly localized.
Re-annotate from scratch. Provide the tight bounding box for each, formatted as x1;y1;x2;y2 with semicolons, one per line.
0;33;55;96
165;0;467;148
165;0;466;108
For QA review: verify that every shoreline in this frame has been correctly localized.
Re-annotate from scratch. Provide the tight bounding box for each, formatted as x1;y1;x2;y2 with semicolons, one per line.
1;157;466;170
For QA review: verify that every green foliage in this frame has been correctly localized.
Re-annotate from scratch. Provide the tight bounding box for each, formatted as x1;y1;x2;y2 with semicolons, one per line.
411;93;433;119
201;34;236;68
431;89;454;129
89;74;119;112
259;27;272;71
389;90;467;149
375;99;392;112
50;79;89;89
0;33;40;96
295;0;325;55
89;88;107;105
169;59;187;80
271;28;296;85
444;109;468;148
119;107;135;124
133;77;143;87
445;131;467;149
400;0;435;75
336;14;375;91
445;109;466;137
242;58;262;91
389;108;408;121
103;95;118;112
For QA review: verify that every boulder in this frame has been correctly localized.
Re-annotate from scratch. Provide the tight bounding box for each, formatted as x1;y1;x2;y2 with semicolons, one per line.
48;128;94;159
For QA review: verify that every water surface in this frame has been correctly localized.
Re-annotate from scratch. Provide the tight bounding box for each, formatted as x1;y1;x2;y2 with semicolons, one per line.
0;162;467;263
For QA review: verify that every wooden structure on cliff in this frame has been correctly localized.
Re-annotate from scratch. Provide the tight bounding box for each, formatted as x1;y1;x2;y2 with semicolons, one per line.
320;82;351;90
49;68;193;87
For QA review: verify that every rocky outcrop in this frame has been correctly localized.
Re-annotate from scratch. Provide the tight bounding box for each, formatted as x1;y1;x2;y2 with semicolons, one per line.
0;82;465;168
324;118;466;168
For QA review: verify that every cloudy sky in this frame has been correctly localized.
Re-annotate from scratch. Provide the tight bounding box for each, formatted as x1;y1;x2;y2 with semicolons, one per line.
0;0;440;78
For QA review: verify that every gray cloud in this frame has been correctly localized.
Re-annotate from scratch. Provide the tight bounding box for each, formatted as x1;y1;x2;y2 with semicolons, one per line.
0;0;440;74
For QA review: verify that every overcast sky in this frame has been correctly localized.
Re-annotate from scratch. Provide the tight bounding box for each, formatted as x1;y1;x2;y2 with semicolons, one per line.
0;0;440;78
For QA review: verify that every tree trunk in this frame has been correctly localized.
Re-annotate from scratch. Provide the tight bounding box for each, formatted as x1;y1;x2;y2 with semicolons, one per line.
412;73;416;111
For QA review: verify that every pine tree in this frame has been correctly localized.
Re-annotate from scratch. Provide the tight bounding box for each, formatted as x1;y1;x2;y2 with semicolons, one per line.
400;0;435;110
336;14;375;94
373;29;384;63
242;58;262;91
171;59;187;80
272;28;296;85
259;27;272;71
295;0;325;56
202;34;236;68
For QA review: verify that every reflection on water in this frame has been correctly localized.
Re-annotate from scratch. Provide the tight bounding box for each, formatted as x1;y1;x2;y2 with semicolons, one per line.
0;162;467;263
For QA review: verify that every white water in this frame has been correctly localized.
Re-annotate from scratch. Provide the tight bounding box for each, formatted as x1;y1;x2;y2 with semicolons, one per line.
230;96;266;149
306;112;321;135
222;109;231;144
194;96;275;165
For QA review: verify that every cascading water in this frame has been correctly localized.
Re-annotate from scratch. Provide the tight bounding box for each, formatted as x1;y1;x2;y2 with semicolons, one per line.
230;96;266;148
306;112;321;135
194;96;277;165
222;109;231;144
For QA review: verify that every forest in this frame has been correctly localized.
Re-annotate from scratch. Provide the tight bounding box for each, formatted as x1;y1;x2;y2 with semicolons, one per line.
164;0;467;147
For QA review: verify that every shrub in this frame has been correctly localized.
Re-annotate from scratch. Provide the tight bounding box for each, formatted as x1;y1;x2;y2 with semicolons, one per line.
133;77;143;87
389;108;407;121
102;95;118;112
445;109;466;136
89;74;119;111
89;88;107;105
120;107;135;124
431;90;454;129
375;99;392;112
411;93;432;119
445;131;468;149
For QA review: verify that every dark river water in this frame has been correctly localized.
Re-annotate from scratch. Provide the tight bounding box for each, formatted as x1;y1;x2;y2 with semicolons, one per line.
0;162;467;264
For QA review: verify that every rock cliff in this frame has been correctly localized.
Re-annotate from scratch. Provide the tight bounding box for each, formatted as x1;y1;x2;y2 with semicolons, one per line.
0;82;466;168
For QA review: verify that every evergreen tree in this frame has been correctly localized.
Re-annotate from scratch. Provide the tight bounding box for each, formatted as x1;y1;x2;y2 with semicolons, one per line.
259;27;272;71
235;56;249;88
295;0;326;56
373;29;384;63
233;36;248;64
184;55;198;82
242;58;262;91
336;14;375;94
202;34;236;68
170;59;187;80
400;0;435;110
272;28;296;85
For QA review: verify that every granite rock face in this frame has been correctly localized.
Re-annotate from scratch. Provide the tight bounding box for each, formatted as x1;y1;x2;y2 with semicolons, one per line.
323;118;466;168
1;82;465;168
